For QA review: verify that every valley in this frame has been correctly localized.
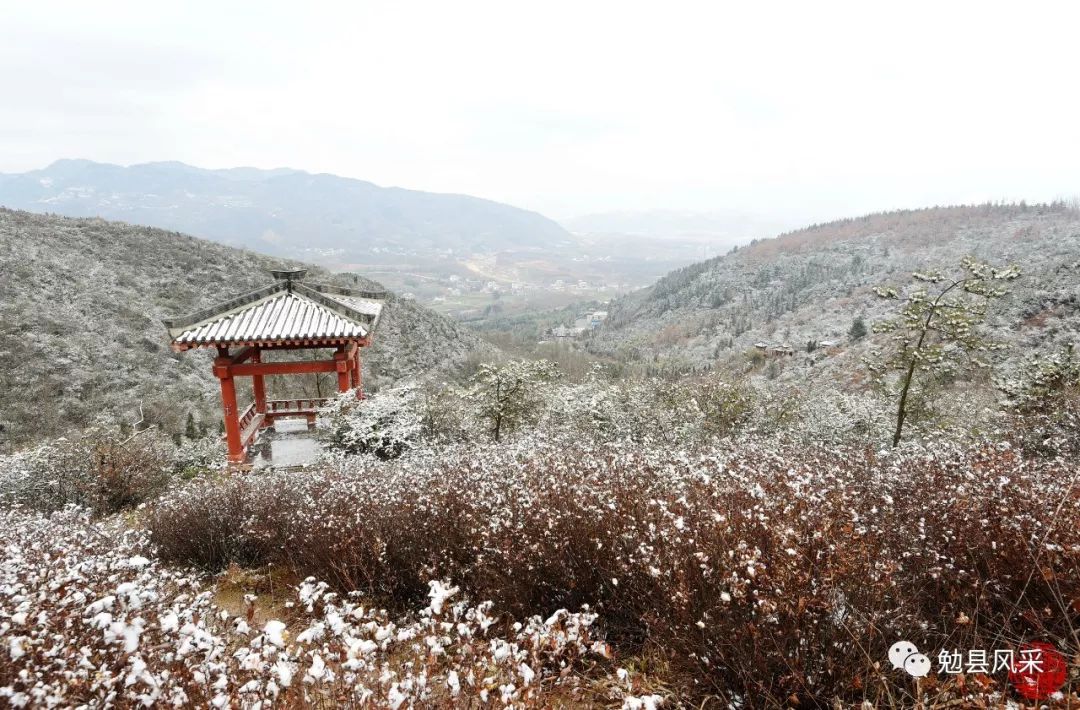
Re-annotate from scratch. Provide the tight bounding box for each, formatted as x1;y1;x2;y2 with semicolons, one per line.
0;161;753;318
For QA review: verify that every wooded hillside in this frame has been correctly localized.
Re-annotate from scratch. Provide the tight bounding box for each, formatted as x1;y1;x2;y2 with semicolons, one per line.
0;209;494;450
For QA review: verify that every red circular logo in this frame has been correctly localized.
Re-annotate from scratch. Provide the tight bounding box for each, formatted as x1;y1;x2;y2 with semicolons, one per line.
1008;641;1067;700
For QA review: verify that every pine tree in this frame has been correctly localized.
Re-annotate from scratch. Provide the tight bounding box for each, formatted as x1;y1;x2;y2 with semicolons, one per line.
871;257;1019;446
848;316;867;341
184;412;200;440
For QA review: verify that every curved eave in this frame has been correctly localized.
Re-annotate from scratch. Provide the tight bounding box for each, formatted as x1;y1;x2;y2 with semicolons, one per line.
166;288;383;348
171;335;372;352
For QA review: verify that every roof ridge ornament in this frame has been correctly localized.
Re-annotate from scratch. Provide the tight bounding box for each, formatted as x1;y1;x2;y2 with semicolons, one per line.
270;269;308;289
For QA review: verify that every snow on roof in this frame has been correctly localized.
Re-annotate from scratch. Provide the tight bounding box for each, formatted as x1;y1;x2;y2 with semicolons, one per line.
165;276;384;350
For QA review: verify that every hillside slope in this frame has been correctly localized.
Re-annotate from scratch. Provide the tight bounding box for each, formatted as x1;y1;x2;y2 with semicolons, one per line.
0;159;571;258
591;203;1080;374
0;209;495;450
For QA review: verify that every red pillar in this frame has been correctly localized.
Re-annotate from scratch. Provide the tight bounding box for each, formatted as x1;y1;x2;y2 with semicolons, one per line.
252;348;268;425
334;346;350;394
214;354;244;464
352;347;363;400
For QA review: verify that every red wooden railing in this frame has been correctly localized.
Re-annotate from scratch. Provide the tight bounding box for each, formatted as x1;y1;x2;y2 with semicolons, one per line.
238;402;263;450
238;402;258;432
225;398;331;457
267;398;330;413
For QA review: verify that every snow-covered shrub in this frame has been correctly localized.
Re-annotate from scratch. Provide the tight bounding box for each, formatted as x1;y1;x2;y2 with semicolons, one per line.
321;384;424;459
0;507;640;708
754;384;892;444
999;345;1080;457
171;435;226;478
465;359;559;442
0;427;172;515
148;436;1080;706
693;376;756;437
417;380;471;443
541;370;753;445
542;369;647;442
316;369;1004;455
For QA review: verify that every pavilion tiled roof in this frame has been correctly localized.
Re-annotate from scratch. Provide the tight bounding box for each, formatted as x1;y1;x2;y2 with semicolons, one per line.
164;271;384;350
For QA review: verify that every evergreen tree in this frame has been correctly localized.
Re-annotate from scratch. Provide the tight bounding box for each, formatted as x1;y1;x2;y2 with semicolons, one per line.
871;257;1019;446
848;316;868;341
184;412;200;440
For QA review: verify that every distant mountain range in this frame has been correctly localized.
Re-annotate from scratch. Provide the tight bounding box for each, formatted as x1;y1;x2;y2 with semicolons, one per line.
0;159;572;261
0;161;753;315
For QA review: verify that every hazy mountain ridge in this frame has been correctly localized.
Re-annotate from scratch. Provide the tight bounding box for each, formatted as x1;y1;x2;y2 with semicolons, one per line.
0;159;572;257
0;162;776;319
0;208;494;450
591;203;1080;373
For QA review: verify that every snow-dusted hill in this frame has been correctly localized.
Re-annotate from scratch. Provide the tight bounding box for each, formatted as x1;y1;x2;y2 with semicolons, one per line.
0;209;495;450
590;203;1080;376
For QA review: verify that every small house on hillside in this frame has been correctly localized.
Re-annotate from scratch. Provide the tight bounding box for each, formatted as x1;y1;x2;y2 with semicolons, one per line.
768;344;795;357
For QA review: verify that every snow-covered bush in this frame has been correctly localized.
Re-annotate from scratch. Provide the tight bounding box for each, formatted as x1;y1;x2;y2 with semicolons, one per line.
503;368;883;447
317;369;997;454
321;384;424;459
172;435;227;477
148;436;1080;706
694;376;756;437
465;359;559;442
750;384;893;444
542;371;675;443
0;427;172;515
999;345;1080;457
0;507;643;708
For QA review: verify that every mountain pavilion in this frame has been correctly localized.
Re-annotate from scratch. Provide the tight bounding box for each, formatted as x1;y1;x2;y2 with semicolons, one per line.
164;269;384;463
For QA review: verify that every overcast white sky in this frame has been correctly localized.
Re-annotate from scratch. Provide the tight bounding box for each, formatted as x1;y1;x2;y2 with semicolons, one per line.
3;1;1079;223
